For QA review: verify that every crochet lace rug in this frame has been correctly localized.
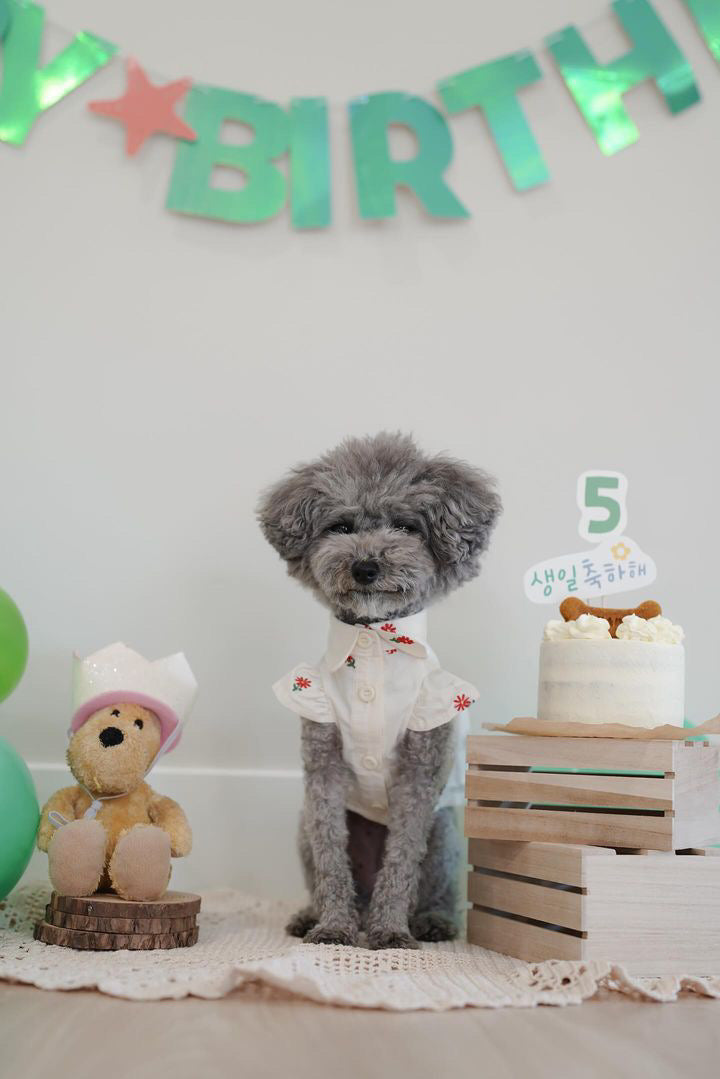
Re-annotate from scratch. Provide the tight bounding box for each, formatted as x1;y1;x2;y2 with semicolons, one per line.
1;885;719;1009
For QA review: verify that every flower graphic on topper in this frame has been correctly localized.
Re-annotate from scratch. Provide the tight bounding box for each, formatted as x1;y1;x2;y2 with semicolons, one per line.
611;541;632;561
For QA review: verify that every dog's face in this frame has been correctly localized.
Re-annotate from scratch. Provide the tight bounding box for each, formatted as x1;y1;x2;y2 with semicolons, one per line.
258;433;501;623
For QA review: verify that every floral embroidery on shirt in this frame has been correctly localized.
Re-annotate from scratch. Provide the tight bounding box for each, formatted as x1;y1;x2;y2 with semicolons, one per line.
345;656;356;668
454;693;473;711
293;676;312;692
380;623;397;633
385;648;398;655
391;635;414;645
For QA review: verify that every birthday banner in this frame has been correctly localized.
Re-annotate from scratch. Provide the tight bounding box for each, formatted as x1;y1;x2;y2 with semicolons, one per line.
1;0;720;228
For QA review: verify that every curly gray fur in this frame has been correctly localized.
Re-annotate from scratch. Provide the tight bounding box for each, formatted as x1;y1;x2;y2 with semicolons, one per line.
258;431;501;624
258;432;501;948
366;723;456;949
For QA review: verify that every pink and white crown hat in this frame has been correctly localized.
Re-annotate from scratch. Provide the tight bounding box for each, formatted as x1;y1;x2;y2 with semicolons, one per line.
71;642;198;754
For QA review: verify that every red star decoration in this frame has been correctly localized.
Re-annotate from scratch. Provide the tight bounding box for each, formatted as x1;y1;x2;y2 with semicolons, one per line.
88;58;197;156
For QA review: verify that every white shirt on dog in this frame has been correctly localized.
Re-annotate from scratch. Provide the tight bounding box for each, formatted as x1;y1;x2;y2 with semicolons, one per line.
273;611;476;826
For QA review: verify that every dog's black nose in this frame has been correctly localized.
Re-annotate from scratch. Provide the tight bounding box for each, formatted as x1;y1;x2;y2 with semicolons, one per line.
99;726;124;748
351;559;380;584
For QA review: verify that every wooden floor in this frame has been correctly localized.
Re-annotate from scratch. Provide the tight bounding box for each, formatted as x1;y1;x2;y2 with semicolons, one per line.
1;982;719;1079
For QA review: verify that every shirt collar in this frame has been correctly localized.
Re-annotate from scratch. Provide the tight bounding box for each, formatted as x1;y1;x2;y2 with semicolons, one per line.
325;611;428;671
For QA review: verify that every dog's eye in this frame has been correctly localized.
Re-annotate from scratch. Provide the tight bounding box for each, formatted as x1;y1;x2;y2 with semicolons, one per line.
393;522;418;534
134;718;144;729
111;709;120;717
327;521;353;535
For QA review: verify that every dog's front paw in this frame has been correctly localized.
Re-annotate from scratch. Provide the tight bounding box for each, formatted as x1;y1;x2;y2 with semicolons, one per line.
304;922;359;947
366;927;419;951
286;907;318;938
410;911;458;943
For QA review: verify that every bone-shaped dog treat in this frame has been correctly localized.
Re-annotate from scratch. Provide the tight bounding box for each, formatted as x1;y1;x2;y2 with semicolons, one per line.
559;597;662;639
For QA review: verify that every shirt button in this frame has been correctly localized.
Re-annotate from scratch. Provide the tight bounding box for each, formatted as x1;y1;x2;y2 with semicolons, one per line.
362;755;379;770
358;685;375;703
357;632;373;649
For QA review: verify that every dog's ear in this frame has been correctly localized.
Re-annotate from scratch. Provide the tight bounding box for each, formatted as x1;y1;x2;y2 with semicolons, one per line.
257;465;321;562
415;457;502;569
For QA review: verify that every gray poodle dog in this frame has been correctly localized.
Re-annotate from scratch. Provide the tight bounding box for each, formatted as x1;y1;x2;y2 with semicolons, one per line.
258;432;501;949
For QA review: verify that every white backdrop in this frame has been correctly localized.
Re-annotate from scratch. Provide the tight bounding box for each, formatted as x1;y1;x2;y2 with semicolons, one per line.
2;0;719;893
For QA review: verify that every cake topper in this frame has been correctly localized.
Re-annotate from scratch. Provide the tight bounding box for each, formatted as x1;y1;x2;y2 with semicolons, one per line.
523;470;657;605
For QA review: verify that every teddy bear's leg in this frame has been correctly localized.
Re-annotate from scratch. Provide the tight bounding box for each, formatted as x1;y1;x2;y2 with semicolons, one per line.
48;819;107;896
109;824;171;901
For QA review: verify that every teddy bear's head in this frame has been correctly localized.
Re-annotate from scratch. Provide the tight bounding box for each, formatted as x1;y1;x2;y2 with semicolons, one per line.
67;702;162;796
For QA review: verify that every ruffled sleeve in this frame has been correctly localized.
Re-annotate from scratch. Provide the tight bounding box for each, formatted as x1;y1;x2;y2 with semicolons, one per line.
272;665;335;723
407;667;478;732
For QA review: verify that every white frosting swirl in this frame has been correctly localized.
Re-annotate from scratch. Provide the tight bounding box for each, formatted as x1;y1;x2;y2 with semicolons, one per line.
616;614;684;645
543;614;611;641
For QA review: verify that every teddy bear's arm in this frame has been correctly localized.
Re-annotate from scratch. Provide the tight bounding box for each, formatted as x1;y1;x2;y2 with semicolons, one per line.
37;786;82;852
147;793;192;857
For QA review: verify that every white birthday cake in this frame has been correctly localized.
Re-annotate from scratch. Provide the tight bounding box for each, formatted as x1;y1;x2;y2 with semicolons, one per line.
537;600;685;728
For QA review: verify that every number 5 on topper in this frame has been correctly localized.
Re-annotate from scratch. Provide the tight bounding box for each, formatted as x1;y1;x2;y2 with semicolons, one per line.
576;471;628;543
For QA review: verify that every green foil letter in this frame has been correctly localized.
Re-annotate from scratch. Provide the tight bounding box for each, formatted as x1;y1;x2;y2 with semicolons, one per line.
546;0;700;156
349;92;468;220
0;0;11;39
167;87;290;224
438;51;549;191
681;0;720;65
289;97;331;229
0;0;116;145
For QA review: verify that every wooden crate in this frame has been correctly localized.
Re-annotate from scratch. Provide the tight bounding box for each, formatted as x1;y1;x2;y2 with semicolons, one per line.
466;735;720;852
467;839;720;976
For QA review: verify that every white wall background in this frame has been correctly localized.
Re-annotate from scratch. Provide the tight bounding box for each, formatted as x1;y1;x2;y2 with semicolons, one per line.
2;0;719;895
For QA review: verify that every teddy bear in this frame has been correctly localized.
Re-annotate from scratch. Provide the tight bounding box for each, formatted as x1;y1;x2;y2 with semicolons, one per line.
37;643;198;902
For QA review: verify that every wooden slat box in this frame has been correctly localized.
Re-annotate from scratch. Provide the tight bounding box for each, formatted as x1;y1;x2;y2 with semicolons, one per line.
466;735;720;852
467;839;720;976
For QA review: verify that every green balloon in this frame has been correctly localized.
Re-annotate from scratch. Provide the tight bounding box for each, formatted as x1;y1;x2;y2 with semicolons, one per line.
0;588;28;703
0;735;39;898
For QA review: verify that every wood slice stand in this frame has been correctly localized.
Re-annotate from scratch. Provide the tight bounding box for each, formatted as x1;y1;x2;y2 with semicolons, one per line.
34;891;201;951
